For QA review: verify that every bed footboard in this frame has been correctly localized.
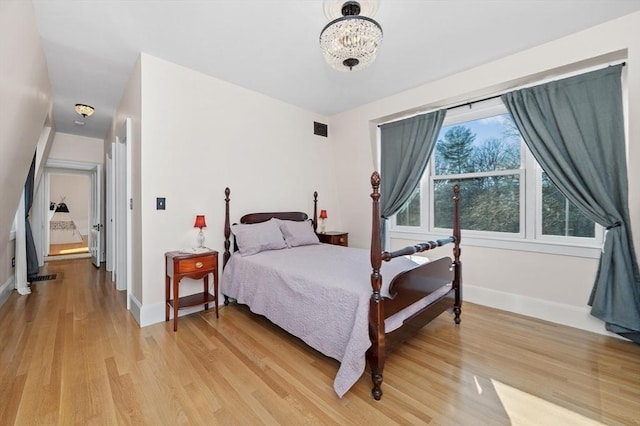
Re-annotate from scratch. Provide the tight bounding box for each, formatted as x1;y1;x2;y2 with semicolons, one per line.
367;171;461;400
385;256;454;317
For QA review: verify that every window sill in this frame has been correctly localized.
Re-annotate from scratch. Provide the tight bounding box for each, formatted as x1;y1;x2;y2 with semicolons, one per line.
389;230;602;259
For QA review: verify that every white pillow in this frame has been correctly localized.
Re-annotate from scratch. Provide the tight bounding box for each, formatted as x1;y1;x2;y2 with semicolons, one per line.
231;218;287;256
276;219;320;247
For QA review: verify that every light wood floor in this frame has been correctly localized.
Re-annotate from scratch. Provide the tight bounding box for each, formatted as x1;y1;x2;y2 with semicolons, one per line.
1;259;638;425
49;235;89;256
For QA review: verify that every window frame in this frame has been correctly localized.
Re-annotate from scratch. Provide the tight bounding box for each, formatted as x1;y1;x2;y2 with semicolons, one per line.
534;164;605;245
389;97;604;259
391;178;429;234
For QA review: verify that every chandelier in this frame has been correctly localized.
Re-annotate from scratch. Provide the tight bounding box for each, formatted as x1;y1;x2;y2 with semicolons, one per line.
319;1;383;71
74;103;95;117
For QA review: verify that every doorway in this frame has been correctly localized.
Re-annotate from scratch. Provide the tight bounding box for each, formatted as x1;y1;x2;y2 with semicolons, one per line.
35;160;104;265
48;172;90;257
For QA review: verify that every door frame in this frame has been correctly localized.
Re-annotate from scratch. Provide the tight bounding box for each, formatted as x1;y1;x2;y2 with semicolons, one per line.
110;118;132;310
89;164;103;267
43;159;102;261
106;143;115;276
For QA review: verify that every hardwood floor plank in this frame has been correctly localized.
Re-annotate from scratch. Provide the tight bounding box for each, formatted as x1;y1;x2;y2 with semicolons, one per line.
0;373;26;425
1;259;639;425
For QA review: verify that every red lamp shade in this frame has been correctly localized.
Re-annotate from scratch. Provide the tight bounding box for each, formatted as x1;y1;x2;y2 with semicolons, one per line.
319;210;328;219
194;215;207;229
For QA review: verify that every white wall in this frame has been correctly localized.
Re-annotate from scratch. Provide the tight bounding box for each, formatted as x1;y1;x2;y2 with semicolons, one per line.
0;0;52;300
123;54;340;325
331;12;640;336
48;132;104;164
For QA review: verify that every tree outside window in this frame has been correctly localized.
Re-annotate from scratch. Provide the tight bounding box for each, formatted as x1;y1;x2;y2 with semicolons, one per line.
433;114;521;234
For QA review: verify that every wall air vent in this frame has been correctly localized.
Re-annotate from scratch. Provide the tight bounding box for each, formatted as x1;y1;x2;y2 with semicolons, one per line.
314;121;328;137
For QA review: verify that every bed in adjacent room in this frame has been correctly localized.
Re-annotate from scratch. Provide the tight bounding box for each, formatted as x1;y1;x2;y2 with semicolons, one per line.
49;202;84;244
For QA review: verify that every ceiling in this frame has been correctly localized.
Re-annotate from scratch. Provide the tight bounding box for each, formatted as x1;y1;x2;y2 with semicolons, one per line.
32;0;640;141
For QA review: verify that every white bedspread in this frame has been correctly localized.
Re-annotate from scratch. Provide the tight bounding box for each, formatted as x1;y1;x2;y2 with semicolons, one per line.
221;244;418;397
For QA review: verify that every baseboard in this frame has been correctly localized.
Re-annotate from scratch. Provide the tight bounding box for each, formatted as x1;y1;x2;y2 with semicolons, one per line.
0;276;15;308
131;294;218;328
45;253;91;261
128;282;615;336
128;292;143;326
464;283;620;338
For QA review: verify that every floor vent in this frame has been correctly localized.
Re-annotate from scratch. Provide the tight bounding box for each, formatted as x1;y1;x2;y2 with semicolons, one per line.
28;274;57;282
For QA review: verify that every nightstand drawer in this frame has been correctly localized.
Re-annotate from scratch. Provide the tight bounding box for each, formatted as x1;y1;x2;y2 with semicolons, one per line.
175;255;216;273
317;232;348;247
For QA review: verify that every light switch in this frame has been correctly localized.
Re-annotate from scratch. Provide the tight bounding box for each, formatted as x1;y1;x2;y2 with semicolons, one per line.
156;197;166;210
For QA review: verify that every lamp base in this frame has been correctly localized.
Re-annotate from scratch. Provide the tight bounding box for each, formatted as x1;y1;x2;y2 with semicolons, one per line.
196;230;205;248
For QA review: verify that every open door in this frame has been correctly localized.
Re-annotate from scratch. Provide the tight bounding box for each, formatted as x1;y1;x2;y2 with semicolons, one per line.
114;130;127;291
112;117;131;311
90;164;103;267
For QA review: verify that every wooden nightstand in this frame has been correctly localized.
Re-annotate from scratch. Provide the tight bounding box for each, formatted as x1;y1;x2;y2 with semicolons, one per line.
165;250;218;331
317;231;348;247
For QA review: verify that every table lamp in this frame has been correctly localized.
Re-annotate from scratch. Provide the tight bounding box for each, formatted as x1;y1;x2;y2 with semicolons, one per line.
319;210;327;233
194;215;207;247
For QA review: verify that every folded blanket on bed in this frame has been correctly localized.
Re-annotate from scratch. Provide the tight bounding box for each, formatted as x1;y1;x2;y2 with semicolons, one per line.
221;244;417;397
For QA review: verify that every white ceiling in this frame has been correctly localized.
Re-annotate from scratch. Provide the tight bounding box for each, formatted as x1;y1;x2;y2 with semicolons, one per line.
32;0;640;140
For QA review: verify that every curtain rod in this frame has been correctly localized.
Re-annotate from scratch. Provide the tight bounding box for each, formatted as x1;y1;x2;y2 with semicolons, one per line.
444;93;503;112
445;61;626;112
378;61;626;127
377;92;503;127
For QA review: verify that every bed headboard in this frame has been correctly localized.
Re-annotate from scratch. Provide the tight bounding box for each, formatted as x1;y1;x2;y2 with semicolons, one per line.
240;212;308;224
223;188;319;267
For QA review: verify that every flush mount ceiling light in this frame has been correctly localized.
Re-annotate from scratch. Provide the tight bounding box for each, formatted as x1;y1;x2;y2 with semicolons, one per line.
319;0;383;71
74;103;95;117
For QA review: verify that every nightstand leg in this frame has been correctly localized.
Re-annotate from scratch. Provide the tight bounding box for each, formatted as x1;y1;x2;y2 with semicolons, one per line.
213;269;219;318
204;275;209;311
173;278;179;332
165;275;170;322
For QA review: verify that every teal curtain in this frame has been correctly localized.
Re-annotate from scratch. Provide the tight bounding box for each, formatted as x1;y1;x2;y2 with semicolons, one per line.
502;65;640;341
380;110;446;248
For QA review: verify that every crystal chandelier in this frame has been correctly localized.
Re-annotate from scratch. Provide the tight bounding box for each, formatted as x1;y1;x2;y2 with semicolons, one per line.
319;1;383;72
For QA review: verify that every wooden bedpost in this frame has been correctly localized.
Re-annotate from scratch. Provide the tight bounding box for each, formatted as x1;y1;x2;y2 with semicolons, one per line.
368;171;385;400
452;184;462;324
223;187;231;305
313;191;318;231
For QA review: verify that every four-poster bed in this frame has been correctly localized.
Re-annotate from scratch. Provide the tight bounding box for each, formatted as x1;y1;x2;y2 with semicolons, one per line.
221;171;461;399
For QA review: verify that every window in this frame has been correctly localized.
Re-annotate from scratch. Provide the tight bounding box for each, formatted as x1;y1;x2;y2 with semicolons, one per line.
395;187;420;227
540;172;595;238
391;98;602;256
